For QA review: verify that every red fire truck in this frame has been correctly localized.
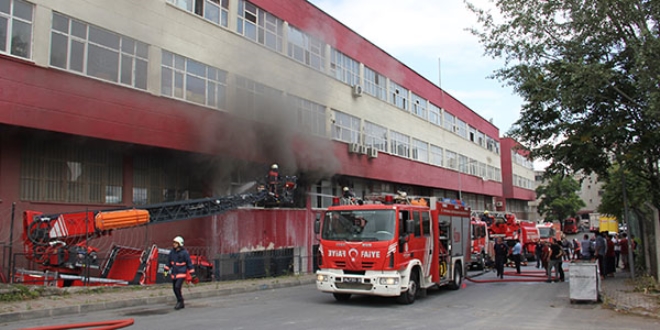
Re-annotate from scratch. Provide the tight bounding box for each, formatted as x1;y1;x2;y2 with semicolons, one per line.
563;217;578;234
314;197;470;304
469;218;489;270
475;211;539;261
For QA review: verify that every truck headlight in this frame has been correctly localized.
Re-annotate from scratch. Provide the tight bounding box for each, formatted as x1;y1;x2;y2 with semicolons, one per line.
317;274;328;282
378;277;399;285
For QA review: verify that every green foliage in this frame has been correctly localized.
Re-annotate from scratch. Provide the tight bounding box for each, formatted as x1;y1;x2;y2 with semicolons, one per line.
535;174;585;221
599;164;649;218
467;0;660;209
0;285;43;302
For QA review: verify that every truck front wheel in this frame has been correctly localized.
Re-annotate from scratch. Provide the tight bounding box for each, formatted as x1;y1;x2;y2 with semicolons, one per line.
397;269;419;304
448;264;463;290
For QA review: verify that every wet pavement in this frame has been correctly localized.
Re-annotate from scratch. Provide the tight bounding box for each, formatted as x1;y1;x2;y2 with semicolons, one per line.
1;269;658;327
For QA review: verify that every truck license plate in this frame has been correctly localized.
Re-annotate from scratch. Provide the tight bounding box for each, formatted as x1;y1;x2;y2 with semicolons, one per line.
343;277;360;283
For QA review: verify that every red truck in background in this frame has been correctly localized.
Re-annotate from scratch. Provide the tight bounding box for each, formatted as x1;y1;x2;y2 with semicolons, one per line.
474;211;540;261
563;217;578;234
537;221;562;243
315;197;470;304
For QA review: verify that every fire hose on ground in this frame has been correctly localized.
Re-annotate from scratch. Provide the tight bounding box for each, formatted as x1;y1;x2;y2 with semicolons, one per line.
465;268;570;283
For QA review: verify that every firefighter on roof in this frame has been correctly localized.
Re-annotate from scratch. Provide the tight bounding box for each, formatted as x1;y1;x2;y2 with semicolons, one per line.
164;236;196;310
267;164;280;195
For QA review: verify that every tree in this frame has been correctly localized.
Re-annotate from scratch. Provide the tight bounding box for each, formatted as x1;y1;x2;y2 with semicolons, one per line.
599;164;648;218
466;0;660;209
536;174;585;222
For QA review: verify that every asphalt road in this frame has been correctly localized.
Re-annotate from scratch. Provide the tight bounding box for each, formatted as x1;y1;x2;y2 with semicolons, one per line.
10;266;659;330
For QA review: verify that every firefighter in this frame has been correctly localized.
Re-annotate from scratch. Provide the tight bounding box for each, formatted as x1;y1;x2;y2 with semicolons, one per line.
493;237;508;279
164;236;196;310
481;210;493;226
267;164;280;195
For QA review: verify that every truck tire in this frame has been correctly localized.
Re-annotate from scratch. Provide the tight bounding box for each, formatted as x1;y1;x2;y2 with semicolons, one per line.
333;293;351;301
448;264;463;290
397;269;419;304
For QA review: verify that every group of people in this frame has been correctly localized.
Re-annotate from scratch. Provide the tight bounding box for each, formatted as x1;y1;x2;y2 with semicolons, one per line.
532;238;566;282
493;237;523;278
579;232;634;279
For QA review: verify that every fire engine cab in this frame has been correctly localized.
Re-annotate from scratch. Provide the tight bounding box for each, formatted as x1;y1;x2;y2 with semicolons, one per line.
314;196;470;304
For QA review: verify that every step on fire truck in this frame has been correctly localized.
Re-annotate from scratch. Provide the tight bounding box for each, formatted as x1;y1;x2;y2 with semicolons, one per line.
16;175;297;287
314;196;470;304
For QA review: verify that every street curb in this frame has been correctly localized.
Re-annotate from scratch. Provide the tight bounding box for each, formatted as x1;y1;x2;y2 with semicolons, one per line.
0;277;316;323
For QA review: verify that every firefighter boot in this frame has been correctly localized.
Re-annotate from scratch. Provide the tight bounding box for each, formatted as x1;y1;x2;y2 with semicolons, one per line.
174;300;185;310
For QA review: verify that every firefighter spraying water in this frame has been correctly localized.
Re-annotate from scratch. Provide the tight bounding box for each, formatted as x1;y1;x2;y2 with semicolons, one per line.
17;166;297;287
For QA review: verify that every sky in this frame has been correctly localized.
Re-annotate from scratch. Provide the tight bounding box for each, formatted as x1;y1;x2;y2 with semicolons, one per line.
307;0;550;169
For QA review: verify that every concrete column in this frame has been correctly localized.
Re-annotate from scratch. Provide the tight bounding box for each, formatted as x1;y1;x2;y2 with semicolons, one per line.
32;4;51;67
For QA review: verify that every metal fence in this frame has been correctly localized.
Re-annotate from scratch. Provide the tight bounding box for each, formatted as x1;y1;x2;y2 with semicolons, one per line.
3;245;320;286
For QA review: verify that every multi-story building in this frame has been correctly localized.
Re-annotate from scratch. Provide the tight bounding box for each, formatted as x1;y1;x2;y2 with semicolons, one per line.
0;0;535;275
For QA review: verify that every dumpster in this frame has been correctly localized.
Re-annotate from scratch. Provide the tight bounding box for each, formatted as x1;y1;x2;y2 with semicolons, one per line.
569;261;601;303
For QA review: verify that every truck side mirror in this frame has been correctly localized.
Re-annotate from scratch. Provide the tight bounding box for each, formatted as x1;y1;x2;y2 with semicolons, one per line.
314;213;321;234
405;219;415;234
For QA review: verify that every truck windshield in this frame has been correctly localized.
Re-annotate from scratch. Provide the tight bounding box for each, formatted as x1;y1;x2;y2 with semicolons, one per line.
538;227;555;238
321;210;395;242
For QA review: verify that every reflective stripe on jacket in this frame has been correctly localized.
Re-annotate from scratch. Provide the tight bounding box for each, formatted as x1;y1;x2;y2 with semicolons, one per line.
164;248;194;279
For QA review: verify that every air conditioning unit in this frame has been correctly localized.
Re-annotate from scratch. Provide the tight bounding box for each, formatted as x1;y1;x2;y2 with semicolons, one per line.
348;143;361;153
352;84;363;97
359;144;368;154
367;147;378;158
496;201;503;207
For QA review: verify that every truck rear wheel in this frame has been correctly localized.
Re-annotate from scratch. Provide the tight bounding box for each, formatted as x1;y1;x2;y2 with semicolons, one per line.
448;264;463;290
333;293;351;301
397;269;419;304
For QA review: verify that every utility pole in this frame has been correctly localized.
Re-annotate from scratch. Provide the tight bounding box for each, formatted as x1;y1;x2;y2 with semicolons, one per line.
622;168;635;278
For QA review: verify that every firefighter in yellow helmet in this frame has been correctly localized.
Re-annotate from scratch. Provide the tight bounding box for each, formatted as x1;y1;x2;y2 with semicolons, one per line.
267;164;280;195
163;236;196;310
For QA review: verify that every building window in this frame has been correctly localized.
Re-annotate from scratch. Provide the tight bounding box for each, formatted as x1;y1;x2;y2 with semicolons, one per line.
412;139;428;163
0;0;32;59
51;12;149;90
443;111;455;132
486;137;500;154
411;93;427;119
237;1;283;52
389;80;408;111
20;139;123;204
456;119;467;139
133;152;204;205
288;95;326;137
332;110;361;143
476;131;486;147
429;103;441;126
430;145;443;167
168;0;229;27
330;48;359;86
235;75;283;121
287;26;325;71
364;121;388;152
446;150;458;169
364;66;386;100
390;130;410;158
161;50;228;108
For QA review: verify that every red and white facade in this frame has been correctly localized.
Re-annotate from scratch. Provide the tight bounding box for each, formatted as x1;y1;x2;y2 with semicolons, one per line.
0;0;535;271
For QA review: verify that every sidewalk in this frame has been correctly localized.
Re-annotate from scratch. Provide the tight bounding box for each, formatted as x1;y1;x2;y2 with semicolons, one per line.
600;270;660;319
0;274;317;324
